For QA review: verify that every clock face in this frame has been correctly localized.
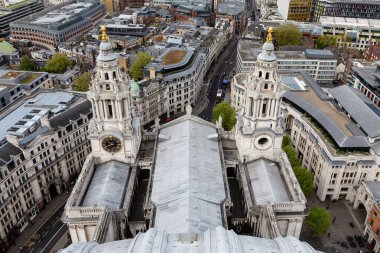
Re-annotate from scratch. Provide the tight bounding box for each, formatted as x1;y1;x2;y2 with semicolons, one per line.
101;136;122;153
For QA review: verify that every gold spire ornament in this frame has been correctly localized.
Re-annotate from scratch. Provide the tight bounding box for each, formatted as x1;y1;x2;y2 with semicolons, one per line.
101;25;108;42
266;27;273;43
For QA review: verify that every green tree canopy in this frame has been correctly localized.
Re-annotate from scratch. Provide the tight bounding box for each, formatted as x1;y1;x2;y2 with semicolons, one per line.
281;135;291;149
274;24;302;47
282;135;314;196
19;56;36;71
293;166;314;196
316;35;337;49
130;52;152;80
42;53;73;73
212;101;236;131
73;72;92;92
306;207;332;237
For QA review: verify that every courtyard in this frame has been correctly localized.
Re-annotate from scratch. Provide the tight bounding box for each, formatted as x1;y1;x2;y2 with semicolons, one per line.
301;194;369;253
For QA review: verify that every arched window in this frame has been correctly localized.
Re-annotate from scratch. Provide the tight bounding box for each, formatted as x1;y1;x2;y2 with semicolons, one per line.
259;71;262;78
106;84;110;90
113;71;116;79
105;73;109;80
264;83;268;89
265;72;270;80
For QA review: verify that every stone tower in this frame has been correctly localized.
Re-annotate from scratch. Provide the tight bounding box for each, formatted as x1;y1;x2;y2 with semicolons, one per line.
235;28;285;162
87;26;141;164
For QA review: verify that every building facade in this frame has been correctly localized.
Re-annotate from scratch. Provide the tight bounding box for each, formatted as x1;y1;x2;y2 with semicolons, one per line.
0;0;43;38
364;45;380;61
320;16;380;50
277;0;313;22
350;62;380;107
313;0;380;22
236;40;337;84
0;92;92;252
10;1;105;49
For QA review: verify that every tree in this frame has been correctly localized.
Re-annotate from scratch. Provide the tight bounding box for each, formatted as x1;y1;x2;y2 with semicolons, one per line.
273;24;302;47
306;207;332;237
282;135;314;196
316;35;337;49
42;53;73;73
212;101;236;131
73;72;92;92
282;135;291;148
19;56;36;71
130;52;152;80
293;166;314;196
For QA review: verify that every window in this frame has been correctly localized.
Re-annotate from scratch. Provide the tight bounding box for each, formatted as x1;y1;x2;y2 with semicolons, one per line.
265;72;270;80
105;73;109;80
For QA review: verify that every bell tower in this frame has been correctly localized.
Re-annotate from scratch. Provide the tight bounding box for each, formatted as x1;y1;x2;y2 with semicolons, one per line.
87;26;141;164
235;28;285;162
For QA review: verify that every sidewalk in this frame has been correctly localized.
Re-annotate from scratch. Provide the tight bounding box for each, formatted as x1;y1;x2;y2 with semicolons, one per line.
193;84;209;115
7;193;70;253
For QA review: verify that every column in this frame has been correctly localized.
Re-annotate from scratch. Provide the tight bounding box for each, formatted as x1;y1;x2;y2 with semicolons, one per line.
18;192;28;213
94;99;100;120
251;98;255;117
60;159;69;183
255;100;260;118
77;225;87;242
70;226;79;243
270;99;275;117
91;99;97;119
273;100;279;117
30;179;42;202
259;99;263;118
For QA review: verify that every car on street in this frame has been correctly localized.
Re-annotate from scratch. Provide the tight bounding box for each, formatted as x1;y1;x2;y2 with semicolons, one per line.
349;241;357;248
340;242;348;249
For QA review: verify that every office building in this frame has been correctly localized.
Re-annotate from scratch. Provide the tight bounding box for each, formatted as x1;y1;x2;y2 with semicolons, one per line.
313;0;380;22
350;62;380;107
320;16;380;50
0;92;92;251
0;0;43;38
277;0;313;22
10;1;105;49
236;39;337;84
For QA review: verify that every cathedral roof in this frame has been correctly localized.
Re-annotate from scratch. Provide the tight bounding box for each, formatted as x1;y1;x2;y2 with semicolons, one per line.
81;161;131;209
61;226;322;253
151;117;226;234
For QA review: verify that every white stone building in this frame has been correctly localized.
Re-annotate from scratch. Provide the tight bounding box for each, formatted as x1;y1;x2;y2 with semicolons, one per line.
320;16;380;50
62;28;308;250
236;40;337;84
0;92;92;250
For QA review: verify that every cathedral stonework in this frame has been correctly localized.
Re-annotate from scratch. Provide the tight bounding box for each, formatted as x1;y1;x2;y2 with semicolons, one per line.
87;26;141;164
236;28;285;162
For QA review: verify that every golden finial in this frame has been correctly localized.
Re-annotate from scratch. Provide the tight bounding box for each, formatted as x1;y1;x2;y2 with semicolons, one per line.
266;27;273;43
101;25;107;42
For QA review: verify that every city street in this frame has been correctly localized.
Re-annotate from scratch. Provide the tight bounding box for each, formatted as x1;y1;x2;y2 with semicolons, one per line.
19;203;68;253
198;37;238;121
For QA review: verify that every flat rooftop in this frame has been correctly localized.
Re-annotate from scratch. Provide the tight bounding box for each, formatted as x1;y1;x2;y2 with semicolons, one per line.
319;16;380;28
0;92;76;142
238;40;335;62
